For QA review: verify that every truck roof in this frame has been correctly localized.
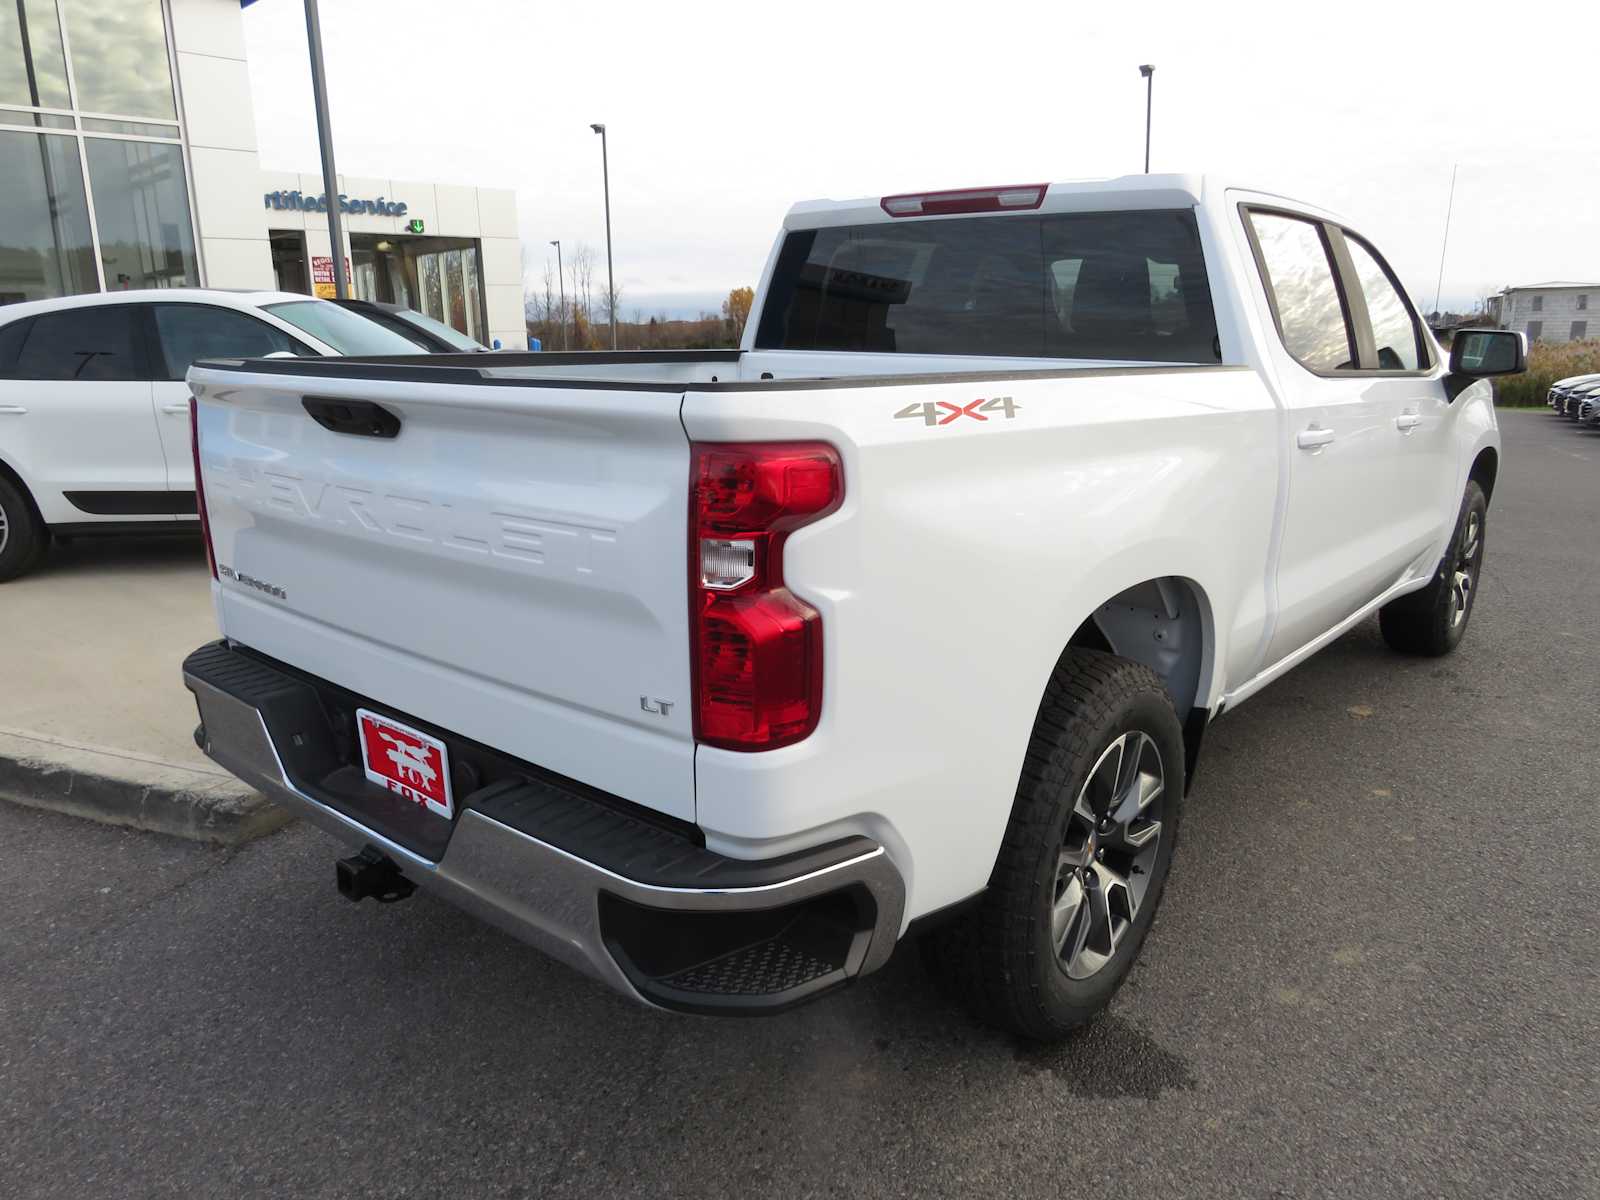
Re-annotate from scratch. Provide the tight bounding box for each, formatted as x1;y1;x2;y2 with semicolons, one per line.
784;173;1346;230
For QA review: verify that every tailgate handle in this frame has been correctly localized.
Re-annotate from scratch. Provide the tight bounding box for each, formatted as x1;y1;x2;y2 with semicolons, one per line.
302;397;401;439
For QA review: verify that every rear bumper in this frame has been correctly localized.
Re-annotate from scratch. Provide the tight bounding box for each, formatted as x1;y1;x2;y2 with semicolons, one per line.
182;640;905;1014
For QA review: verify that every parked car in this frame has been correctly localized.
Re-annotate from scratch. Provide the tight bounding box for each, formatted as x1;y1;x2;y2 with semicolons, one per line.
1550;374;1600;416
1570;381;1600;419
0;289;425;580
182;175;1523;1040
329;298;489;353
1546;374;1595;411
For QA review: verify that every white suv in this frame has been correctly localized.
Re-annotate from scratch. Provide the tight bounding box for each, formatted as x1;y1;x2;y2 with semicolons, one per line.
0;289;422;580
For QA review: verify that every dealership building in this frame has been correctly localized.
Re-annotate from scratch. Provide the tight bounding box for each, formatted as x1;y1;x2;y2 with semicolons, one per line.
1;0;525;348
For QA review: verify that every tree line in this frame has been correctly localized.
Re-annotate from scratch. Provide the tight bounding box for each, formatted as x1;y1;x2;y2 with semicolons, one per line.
524;243;753;351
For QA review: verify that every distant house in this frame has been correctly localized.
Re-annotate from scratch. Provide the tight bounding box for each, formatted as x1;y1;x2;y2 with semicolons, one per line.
1486;283;1597;344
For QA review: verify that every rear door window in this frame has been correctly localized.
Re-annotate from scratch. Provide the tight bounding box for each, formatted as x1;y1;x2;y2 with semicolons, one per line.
153;304;310;379
12;305;145;381
754;209;1219;363
0;317;31;374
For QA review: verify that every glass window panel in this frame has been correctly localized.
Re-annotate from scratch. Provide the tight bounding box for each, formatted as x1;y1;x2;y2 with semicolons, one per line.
445;248;466;333
85;138;197;290
0;128;96;303
463;246;482;342
0;107;74;129
14;304;142;380
64;0;175;120
352;256;377;301
1344;236;1420;370
81;117;178;137
418;252;443;321
1248;212;1356;372
153;304;309;379
0;0;71;109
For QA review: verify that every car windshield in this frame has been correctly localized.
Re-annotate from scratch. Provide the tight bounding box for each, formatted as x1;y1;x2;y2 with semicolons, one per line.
392;307;486;351
262;300;425;355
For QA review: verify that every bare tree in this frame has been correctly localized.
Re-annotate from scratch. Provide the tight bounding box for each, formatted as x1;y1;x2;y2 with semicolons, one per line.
567;244;598;348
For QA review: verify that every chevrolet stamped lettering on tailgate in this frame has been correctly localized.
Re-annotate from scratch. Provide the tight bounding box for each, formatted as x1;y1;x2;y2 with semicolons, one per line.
217;465;620;578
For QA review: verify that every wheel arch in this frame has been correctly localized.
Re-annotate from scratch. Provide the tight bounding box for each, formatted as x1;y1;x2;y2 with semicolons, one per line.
1063;575;1216;788
1468;445;1498;505
0;452;45;526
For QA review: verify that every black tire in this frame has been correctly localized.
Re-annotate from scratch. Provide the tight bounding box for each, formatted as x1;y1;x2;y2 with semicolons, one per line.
1378;481;1487;657
921;649;1184;1041
0;473;46;582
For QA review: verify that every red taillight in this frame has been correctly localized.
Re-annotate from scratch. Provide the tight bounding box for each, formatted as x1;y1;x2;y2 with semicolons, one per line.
189;397;217;580
880;183;1047;218
690;442;843;751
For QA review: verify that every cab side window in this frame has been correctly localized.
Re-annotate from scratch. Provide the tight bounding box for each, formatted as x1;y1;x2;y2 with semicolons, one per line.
1246;211;1356;373
1342;236;1424;371
153;305;309;380
12;306;145;381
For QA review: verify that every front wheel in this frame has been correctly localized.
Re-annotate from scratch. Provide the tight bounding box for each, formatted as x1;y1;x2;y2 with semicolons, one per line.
1379;481;1487;657
921;649;1184;1040
0;474;46;582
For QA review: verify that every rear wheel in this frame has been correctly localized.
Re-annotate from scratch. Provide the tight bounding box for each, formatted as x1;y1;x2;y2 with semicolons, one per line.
1379;481;1486;657
921;649;1184;1040
0;474;46;582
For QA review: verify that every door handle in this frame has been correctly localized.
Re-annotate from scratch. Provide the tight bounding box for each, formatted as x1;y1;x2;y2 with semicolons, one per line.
1395;411;1420;433
160;402;190;414
1296;425;1336;451
0;404;26;414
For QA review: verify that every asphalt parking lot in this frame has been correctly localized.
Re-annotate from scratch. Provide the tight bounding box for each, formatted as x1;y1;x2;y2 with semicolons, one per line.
2;409;1597;1199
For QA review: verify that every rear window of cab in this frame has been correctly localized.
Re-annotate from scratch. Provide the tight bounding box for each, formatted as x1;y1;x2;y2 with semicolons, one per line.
754;209;1219;363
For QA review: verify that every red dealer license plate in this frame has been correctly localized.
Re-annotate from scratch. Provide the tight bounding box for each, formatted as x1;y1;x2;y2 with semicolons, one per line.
355;708;454;821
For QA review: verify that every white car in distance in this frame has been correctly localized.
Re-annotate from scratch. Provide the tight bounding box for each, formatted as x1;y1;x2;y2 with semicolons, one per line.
0;289;423;580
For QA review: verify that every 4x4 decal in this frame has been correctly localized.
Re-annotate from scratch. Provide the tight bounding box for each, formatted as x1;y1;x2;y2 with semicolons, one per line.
894;396;1019;427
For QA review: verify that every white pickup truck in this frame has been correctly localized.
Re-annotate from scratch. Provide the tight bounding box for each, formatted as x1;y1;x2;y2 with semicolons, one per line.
182;175;1524;1039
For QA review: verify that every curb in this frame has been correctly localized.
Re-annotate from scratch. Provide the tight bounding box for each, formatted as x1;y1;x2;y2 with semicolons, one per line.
0;726;293;845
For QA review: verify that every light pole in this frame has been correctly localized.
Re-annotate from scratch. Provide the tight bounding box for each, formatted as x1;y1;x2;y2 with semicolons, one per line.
549;239;566;350
1139;64;1154;174
304;0;348;299
590;123;617;349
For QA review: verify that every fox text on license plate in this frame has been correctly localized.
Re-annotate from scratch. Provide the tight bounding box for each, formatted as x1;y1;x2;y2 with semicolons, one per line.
355;708;454;820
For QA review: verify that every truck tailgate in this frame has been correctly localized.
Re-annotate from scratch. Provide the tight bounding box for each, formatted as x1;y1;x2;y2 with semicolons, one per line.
187;365;695;822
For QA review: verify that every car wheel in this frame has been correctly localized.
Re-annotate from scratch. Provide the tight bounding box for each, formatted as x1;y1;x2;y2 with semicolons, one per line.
0;473;46;582
1378;481;1487;657
921;649;1184;1041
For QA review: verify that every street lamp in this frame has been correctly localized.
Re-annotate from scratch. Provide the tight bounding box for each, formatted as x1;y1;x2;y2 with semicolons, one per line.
549;239;566;350
304;0;348;298
590;123;617;350
1139;64;1154;174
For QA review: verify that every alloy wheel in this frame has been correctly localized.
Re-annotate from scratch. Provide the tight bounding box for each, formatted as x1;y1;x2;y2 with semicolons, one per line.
1050;730;1165;980
1450;510;1482;629
0;498;8;557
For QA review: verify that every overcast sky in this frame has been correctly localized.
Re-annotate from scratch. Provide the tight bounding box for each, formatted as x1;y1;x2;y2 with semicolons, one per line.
243;0;1599;318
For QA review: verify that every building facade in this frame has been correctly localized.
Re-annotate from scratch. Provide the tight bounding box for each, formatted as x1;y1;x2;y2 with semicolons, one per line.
1486;283;1596;345
1;0;525;348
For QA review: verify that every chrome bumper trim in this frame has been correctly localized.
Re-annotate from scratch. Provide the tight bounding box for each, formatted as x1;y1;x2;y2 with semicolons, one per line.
183;674;906;1005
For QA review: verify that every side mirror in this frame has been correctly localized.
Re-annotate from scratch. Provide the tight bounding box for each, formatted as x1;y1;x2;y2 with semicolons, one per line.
1445;328;1526;400
1449;328;1526;377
